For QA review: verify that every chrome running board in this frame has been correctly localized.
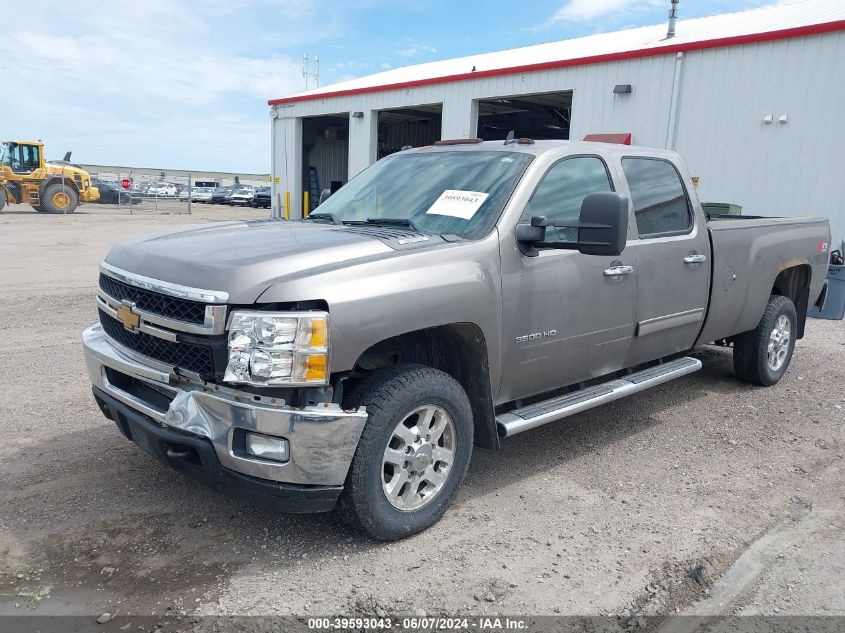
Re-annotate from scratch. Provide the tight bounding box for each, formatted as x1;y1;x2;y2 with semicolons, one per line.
496;357;702;438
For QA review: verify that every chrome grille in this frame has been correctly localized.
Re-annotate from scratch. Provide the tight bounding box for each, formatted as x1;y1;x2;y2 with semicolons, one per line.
99;273;207;324
99;308;216;375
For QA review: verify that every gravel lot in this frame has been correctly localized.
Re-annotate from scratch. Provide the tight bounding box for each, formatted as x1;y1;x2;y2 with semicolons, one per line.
0;202;842;628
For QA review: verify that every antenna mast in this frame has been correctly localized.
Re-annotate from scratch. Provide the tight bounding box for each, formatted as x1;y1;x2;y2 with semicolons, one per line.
667;0;680;38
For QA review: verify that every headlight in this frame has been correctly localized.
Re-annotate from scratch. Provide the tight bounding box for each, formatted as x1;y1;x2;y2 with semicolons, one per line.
223;311;329;386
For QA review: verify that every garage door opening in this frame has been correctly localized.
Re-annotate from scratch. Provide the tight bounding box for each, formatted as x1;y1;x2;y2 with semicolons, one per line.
477;91;572;141
302;114;349;214
377;104;442;159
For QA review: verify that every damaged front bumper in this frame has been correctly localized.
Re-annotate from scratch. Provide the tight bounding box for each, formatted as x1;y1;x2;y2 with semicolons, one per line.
82;323;368;511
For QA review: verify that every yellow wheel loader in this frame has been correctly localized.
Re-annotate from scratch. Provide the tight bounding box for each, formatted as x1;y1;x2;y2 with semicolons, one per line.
0;140;99;213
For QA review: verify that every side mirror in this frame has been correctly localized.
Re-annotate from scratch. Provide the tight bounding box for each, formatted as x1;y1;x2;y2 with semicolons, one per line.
318;188;332;205
577;191;629;256
516;192;629;257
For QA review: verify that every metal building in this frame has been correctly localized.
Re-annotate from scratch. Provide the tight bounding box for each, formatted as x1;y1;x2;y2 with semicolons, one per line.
268;0;845;246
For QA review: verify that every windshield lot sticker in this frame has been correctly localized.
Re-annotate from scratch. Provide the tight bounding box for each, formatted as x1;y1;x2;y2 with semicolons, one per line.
426;190;490;220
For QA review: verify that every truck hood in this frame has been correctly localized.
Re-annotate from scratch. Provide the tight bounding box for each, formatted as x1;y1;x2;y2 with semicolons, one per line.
104;220;402;303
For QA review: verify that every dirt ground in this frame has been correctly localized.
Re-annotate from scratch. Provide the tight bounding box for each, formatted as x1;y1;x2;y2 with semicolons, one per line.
0;202;842;629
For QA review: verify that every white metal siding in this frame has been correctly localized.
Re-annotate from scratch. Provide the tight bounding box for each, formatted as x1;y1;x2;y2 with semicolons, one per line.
272;31;845;247
673;31;845;246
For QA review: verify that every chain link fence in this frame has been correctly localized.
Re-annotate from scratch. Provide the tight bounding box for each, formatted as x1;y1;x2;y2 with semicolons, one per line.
84;169;271;215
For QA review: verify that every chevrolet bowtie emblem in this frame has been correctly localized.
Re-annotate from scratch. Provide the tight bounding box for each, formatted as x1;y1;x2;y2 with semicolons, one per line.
116;303;141;332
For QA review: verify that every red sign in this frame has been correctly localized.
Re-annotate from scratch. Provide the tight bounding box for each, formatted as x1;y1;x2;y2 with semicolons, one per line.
120;178;132;190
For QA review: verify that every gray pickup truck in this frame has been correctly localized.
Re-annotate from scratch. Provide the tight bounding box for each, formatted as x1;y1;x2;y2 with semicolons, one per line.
82;139;830;540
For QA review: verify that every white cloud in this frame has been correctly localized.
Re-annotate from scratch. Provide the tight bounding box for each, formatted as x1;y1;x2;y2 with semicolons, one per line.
396;44;438;58
0;1;311;172
551;0;637;22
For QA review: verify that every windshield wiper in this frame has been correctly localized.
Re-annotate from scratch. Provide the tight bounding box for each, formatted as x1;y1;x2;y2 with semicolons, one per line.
365;217;428;233
303;212;344;225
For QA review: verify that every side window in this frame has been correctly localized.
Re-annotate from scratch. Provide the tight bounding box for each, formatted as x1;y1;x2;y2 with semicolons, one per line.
29;145;40;170
622;157;692;237
525;156;613;242
6;144;21;171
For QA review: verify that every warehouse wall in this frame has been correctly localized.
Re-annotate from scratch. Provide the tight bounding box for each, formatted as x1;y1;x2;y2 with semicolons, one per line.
674;31;845;246
272;54;679;217
272;31;844;247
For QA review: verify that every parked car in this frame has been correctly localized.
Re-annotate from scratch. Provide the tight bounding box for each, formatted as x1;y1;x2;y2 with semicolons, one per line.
191;187;215;203
147;182;177;197
229;186;254;206
210;186;233;205
83;139;831;541
252;186;271;208
92;179;142;205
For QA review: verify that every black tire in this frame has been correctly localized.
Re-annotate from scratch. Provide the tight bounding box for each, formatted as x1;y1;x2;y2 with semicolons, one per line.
41;183;79;213
0;188;6;212
733;295;797;386
338;363;473;541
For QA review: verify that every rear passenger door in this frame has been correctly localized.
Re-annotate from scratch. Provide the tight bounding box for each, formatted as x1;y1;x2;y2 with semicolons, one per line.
620;157;711;365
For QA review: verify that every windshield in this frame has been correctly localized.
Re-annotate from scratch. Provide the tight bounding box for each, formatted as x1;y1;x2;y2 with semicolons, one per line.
315;150;534;238
0;142;7;166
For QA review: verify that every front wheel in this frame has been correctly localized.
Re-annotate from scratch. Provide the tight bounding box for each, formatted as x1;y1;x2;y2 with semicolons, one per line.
733;294;797;386
338;364;474;541
41;183;79;213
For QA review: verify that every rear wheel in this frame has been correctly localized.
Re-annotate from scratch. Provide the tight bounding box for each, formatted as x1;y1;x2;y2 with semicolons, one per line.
41;183;79;213
733;295;797;386
338;364;473;540
0;188;6;212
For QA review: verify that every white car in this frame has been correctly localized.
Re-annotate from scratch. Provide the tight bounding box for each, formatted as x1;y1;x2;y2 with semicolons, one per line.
147;183;177;197
229;186;254;206
191;187;215;203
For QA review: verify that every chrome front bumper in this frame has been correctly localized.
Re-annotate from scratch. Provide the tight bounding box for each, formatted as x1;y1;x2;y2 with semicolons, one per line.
82;323;368;486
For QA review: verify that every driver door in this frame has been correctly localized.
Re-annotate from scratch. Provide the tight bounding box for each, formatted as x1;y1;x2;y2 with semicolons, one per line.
499;155;639;403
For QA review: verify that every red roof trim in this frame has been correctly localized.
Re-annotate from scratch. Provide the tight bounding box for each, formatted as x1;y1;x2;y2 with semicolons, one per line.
268;20;845;106
584;133;632;145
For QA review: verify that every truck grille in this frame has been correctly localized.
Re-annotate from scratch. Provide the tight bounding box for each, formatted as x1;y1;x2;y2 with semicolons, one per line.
99;273;207;325
99;308;216;375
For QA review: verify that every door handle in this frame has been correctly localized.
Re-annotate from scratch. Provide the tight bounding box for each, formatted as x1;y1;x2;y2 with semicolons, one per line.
603;265;634;278
683;254;707;265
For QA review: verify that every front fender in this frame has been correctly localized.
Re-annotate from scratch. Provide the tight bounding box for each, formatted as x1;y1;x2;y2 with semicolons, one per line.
256;232;505;399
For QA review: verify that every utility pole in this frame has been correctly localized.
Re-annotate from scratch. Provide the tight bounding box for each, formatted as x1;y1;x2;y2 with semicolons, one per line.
303;53;309;91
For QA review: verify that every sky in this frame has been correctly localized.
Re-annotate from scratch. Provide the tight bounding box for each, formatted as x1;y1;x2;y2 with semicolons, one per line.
0;0;777;173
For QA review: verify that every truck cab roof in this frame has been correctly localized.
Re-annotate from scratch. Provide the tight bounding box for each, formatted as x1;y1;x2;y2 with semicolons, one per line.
404;138;679;160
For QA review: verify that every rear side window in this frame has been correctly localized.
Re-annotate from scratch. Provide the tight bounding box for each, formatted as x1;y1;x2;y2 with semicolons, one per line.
525;156;613;242
622;158;691;237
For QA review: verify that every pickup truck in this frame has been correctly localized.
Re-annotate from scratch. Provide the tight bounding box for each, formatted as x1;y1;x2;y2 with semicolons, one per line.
82;139;830;540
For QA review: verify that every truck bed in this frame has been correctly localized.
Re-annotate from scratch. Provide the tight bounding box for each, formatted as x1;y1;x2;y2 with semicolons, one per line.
695;215;831;345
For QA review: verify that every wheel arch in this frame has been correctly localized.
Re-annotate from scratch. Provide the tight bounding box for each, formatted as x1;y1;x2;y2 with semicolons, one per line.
343;323;499;450
40;176;80;195
771;264;812;338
